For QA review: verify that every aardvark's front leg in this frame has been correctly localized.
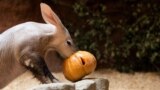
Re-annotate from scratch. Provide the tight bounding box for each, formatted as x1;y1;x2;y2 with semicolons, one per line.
19;49;58;83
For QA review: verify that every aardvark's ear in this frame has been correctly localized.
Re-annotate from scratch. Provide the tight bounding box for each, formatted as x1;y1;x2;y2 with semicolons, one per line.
40;3;63;26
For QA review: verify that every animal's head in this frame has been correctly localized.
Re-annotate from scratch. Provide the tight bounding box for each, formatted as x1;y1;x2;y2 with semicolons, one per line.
40;3;77;59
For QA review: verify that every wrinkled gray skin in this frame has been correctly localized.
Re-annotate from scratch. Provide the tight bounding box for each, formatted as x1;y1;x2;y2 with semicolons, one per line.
0;3;77;89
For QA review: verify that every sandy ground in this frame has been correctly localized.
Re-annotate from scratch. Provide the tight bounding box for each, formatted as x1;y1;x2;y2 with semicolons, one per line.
87;69;160;90
2;69;160;90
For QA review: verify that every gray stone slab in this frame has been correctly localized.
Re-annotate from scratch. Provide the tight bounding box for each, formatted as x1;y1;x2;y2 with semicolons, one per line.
75;80;96;90
30;83;75;90
29;78;109;90
94;78;109;90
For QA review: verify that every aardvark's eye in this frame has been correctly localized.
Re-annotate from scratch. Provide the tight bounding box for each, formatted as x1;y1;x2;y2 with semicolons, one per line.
67;40;72;46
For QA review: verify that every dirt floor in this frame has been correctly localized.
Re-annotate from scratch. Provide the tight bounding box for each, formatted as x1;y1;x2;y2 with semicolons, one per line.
3;69;160;90
86;69;160;90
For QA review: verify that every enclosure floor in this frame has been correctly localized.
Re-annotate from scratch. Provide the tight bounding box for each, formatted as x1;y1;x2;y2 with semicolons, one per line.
3;69;160;90
86;69;160;90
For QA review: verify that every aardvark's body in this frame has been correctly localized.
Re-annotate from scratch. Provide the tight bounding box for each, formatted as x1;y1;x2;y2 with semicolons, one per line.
0;3;77;88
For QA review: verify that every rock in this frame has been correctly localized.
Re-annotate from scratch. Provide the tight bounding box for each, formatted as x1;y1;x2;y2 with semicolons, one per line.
27;78;109;90
30;83;75;90
75;80;96;90
94;78;109;90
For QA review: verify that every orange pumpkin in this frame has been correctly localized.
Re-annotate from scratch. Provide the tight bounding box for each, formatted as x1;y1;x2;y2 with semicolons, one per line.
63;51;97;81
